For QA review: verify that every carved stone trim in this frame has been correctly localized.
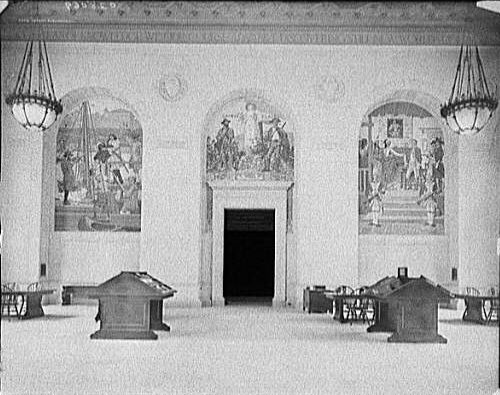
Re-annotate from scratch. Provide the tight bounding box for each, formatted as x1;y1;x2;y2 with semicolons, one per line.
208;180;293;191
1;23;500;46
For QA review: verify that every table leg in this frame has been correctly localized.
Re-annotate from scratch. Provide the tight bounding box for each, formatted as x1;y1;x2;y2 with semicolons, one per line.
462;298;485;324
21;294;45;319
338;299;347;323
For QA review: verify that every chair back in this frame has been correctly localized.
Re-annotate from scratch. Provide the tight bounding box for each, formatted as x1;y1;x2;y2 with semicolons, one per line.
2;284;13;292
2;283;17;292
490;287;499;307
336;285;354;295
465;287;480;296
27;282;41;291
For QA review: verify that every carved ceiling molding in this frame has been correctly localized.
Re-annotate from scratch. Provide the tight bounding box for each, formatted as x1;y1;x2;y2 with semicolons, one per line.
2;2;499;26
2;23;500;46
1;1;499;45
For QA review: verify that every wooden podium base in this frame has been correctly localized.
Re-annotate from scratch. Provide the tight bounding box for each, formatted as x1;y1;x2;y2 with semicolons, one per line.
90;330;158;340
387;332;447;343
150;322;171;331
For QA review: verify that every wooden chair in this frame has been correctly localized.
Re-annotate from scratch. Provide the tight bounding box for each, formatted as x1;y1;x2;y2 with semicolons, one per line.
464;286;487;320
335;285;356;321
465;287;480;296
354;286;375;325
486;287;499;324
1;283;19;318
28;282;42;291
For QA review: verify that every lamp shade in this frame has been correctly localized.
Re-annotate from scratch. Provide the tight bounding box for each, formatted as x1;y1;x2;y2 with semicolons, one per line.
7;94;62;132
440;46;498;135
4;41;63;132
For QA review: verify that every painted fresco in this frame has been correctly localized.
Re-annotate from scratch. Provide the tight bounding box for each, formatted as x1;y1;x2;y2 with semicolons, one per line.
55;98;142;231
206;96;294;181
359;102;445;235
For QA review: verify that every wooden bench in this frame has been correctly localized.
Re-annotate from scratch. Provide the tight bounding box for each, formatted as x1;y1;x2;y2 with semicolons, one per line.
61;285;98;305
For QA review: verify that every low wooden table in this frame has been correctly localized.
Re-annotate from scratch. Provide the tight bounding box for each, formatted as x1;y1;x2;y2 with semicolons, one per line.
1;289;55;319
453;294;499;324
303;287;335;314
324;293;372;323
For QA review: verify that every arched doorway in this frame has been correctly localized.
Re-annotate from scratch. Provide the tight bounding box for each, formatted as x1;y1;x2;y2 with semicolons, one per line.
199;89;296;307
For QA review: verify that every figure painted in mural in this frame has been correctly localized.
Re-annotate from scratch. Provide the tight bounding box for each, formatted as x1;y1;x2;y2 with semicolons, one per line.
359;138;369;168
371;141;384;182
125;134;142;177
367;178;384;227
239;102;264;153
416;179;438;227
206;136;217;171
404;139;422;190
60;150;81;205
264;118;290;172
215;118;239;171
106;133;126;185
92;142;114;220
431;138;444;193
120;176;140;214
382;139;404;190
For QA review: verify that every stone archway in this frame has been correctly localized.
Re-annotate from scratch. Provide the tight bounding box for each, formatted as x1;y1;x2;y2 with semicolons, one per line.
199;89;297;307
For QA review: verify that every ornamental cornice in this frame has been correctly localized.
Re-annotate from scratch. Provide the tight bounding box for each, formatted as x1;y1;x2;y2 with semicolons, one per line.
2;22;500;46
1;1;500;45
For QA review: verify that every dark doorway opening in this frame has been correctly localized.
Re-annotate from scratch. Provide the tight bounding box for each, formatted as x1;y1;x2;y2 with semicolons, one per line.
223;209;275;305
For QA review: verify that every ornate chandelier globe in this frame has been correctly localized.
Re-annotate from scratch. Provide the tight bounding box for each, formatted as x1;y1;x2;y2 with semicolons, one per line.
5;41;63;132
440;45;498;136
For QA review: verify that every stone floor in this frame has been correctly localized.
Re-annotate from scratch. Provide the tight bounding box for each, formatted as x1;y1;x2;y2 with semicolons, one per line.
1;304;498;395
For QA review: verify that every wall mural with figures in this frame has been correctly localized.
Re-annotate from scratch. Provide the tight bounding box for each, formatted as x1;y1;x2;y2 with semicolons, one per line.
55;97;142;231
206;92;294;181
358;101;445;235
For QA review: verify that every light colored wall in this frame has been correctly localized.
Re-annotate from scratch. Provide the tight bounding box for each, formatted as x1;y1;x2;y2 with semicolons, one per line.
1;42;499;304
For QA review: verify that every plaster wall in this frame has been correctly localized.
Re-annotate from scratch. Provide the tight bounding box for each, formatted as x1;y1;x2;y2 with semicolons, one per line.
1;42;499;304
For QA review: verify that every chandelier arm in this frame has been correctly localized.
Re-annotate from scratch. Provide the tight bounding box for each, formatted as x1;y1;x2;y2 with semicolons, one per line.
472;104;479;132
457;47;466;101
20;41;34;95
451;113;460;134
466;46;472;99
470;48;478;100
27;41;34;97
22;99;31;129
38;41;44;96
475;47;492;98
14;42;32;95
42;41;58;100
39;102;49;130
40;48;51;100
449;45;463;104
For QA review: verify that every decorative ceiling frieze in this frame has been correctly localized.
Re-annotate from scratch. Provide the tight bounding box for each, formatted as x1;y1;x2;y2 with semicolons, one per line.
1;1;500;45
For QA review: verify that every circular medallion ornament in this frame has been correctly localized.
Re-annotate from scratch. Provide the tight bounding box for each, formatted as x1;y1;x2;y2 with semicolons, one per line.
313;75;346;104
158;73;187;102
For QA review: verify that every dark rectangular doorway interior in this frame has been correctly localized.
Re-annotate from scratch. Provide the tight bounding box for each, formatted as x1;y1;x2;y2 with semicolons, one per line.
224;209;275;305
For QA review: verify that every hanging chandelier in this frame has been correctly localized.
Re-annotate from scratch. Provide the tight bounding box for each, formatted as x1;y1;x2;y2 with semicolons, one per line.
5;41;63;132
440;45;498;136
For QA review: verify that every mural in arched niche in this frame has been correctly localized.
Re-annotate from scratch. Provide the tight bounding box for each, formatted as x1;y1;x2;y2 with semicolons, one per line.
358;101;445;235
206;91;294;181
54;96;142;231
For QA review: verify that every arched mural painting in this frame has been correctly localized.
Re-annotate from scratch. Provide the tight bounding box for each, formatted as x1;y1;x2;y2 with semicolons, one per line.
205;92;294;181
359;101;445;235
54;96;142;231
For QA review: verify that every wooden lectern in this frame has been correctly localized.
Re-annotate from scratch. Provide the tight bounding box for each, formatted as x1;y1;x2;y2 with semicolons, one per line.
89;271;176;340
365;269;451;343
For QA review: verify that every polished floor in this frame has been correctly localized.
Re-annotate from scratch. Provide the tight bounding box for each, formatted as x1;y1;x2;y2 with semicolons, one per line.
1;303;498;395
